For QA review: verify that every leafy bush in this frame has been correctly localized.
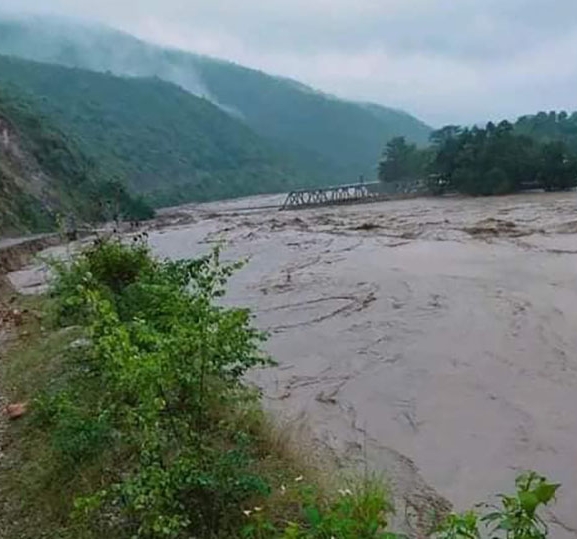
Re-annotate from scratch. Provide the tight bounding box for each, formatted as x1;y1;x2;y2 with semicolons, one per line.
239;476;397;539
49;235;154;324
40;238;272;537
435;472;560;539
287;479;396;539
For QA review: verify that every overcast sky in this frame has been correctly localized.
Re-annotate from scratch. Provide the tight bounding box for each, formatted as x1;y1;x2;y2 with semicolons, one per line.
3;0;577;125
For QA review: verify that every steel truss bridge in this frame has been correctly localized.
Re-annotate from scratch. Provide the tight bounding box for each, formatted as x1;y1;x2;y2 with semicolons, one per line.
280;182;389;210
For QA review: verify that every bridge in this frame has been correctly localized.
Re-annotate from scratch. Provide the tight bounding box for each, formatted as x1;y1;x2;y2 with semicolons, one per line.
280;181;388;210
280;180;430;210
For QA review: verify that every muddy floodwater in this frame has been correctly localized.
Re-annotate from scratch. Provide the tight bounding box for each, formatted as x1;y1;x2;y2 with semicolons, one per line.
10;192;577;536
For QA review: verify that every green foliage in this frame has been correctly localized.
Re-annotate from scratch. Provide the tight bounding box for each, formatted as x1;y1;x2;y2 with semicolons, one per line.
427;120;577;196
36;238;406;538
537;141;577;191
48;236;152;325
434;512;480;539
0;85;154;234
482;472;559;539
0;54;304;207
94;179;155;221
241;478;398;539
34;390;112;464
290;480;396;539
516;110;577;152
435;472;560;539
378;136;430;185
40;238;272;537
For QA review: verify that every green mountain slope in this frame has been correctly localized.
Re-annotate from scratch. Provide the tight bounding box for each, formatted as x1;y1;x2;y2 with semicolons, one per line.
0;16;432;182
0;55;302;206
189;58;432;178
0;85;152;236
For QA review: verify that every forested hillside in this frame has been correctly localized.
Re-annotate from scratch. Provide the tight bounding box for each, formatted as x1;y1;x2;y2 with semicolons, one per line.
187;57;431;178
0;86;152;236
0;55;303;206
0;16;432;183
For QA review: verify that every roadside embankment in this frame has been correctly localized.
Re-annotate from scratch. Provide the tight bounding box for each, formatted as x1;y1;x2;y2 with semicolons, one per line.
0;234;61;276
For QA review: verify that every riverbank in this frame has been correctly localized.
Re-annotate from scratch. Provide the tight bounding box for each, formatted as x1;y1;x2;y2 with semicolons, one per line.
3;191;576;537
0;237;408;538
0;234;62;275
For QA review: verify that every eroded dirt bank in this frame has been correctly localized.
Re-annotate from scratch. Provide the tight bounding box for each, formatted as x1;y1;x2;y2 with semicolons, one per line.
9;192;577;537
0;234;62;275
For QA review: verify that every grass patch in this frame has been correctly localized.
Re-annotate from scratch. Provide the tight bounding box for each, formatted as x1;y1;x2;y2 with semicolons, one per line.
0;295;89;537
1;297;81;400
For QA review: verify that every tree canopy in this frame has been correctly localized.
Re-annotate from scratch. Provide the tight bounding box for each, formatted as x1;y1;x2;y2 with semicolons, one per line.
378;115;577;196
378;137;424;183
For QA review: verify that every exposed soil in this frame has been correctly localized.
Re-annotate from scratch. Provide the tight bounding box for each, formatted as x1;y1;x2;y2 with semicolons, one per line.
0;235;62;275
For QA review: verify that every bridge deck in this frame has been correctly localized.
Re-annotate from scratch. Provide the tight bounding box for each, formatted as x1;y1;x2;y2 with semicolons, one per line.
281;182;386;210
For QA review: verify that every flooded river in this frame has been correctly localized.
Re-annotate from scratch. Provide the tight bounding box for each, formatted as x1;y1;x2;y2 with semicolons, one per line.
10;192;577;536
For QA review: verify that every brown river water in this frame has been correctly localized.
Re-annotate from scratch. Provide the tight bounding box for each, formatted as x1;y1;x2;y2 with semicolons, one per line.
9;192;577;536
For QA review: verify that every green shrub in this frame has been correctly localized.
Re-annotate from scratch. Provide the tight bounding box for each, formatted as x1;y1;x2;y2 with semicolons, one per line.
240;476;397;539
434;512;480;539
38;238;272;537
435;472;559;539
49;235;154;324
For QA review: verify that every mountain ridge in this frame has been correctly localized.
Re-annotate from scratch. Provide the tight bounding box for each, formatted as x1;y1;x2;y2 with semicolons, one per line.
0;54;309;207
0;15;432;184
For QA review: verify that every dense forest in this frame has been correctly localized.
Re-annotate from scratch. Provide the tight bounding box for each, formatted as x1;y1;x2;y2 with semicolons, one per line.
0;86;152;235
0;55;305;207
0;16;432;184
379;113;577;195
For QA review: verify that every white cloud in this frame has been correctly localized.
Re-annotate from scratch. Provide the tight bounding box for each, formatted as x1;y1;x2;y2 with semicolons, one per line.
2;0;577;125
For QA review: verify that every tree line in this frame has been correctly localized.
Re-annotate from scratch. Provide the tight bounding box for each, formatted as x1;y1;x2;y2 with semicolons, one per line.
379;111;577;195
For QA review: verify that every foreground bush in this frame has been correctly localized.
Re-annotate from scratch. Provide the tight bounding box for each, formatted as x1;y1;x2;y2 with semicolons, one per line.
435;472;559;539
35;237;401;538
39;238;274;536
